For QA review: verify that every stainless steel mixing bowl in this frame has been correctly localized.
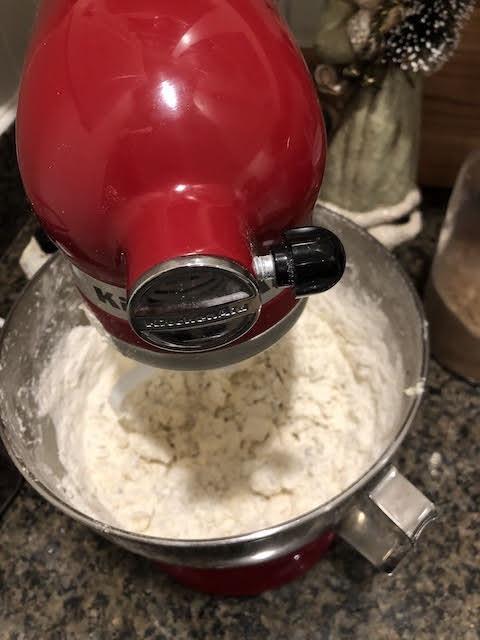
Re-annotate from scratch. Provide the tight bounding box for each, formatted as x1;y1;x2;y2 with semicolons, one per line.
0;208;435;574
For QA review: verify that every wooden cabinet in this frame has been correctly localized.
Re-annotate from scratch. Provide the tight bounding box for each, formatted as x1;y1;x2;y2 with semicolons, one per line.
419;8;480;187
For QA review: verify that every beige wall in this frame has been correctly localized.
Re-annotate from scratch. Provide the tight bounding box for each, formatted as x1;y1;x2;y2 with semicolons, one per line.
0;0;38;132
277;0;327;47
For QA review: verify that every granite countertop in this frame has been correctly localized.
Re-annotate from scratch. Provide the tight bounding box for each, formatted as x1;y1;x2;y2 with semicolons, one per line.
0;128;479;639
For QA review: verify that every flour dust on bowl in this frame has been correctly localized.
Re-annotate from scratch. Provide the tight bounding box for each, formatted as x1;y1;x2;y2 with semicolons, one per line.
0;211;436;595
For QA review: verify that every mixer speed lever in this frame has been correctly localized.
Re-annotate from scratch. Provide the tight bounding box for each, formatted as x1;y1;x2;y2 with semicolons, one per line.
255;227;346;298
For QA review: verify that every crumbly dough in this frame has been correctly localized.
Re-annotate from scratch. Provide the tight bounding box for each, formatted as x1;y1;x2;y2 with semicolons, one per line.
38;284;403;539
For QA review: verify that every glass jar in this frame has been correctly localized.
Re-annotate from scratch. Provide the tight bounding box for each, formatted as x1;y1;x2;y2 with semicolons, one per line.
425;150;480;381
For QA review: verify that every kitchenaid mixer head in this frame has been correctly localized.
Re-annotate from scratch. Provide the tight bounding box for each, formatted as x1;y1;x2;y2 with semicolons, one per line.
16;0;345;368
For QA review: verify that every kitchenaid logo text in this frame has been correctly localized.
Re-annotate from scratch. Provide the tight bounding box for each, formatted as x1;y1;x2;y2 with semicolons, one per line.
144;303;249;330
94;286;128;312
71;265;130;321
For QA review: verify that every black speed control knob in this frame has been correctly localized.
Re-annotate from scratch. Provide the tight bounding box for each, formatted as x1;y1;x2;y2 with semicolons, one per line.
272;227;346;297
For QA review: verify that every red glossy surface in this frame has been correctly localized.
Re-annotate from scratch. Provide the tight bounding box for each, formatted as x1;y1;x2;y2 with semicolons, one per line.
17;0;325;285
17;0;325;351
158;532;335;596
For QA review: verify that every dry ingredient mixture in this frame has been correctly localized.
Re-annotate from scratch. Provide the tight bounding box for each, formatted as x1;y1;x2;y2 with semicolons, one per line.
38;285;403;539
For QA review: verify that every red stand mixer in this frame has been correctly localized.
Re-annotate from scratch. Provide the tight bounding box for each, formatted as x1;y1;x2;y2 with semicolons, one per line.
13;0;350;594
16;0;345;370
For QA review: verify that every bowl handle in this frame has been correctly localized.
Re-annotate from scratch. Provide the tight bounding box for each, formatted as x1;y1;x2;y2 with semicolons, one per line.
338;466;437;573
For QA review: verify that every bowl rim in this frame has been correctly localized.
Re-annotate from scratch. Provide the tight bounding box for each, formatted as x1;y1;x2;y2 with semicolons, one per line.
0;209;429;549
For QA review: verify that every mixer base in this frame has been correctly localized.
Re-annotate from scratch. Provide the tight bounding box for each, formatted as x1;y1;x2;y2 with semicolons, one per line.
156;532;335;596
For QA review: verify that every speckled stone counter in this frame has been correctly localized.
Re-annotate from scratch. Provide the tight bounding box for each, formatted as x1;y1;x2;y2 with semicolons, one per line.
0;127;479;639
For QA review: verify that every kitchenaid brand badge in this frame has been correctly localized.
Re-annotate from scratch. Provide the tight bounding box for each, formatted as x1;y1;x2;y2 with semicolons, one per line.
70;266;129;320
143;302;250;331
93;286;127;312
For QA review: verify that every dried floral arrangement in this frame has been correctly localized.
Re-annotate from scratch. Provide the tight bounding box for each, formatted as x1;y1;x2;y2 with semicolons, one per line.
301;0;476;247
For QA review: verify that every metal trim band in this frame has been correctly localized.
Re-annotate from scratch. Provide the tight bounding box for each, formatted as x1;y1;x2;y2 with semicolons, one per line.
111;298;307;370
71;265;129;320
71;262;284;323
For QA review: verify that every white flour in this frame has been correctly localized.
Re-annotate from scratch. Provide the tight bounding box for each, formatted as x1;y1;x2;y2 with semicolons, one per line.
38;285;404;539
